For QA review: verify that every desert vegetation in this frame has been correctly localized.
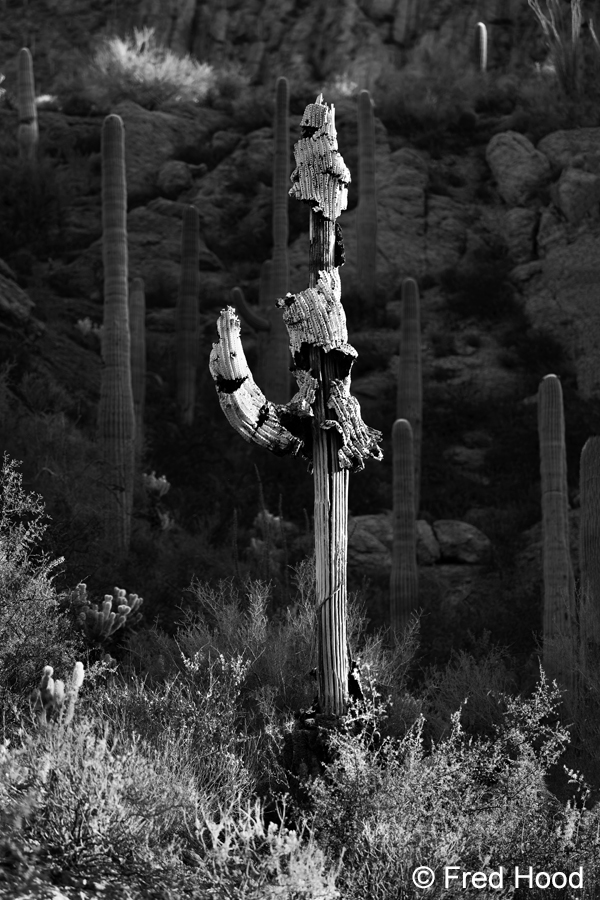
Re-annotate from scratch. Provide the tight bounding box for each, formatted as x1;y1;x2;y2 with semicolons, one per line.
1;2;600;897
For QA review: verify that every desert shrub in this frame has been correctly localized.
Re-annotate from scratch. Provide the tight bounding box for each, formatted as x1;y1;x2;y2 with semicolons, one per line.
0;454;84;711
55;27;215;113
308;671;600;899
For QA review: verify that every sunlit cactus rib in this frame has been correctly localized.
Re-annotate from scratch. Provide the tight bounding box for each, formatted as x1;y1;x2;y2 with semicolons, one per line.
397;277;422;517
176;206;200;425
210;94;383;716
98;114;136;558
579;437;600;682
538;374;576;691
129;277;146;458
390;418;419;642
17;47;38;163
357;89;377;310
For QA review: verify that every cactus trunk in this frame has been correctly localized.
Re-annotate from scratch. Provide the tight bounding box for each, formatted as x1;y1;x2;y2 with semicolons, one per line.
176;206;200;425
538;374;575;691
390;418;419;641
98;114;135;558
269;76;291;403
397;277;422;517
579;437;600;681
129;277;146;459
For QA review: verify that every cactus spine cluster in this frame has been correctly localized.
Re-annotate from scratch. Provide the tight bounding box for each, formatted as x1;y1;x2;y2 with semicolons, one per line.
129;277;146;457
390;418;419;641
176;206;201;425
98;114;136;558
397;277;422;517
537;374;576;690
17;47;38;163
475;22;488;72
357;89;377;309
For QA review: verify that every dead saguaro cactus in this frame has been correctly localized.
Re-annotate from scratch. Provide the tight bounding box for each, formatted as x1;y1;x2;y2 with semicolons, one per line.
210;95;383;716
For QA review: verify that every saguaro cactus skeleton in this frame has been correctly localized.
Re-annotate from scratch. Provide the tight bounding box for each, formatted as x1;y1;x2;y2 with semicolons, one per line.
210;95;382;716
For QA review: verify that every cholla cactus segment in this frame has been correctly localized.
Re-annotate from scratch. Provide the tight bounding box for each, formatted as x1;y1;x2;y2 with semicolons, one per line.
77;584;144;642
32;665;65;725
72;661;85;689
142;470;170;497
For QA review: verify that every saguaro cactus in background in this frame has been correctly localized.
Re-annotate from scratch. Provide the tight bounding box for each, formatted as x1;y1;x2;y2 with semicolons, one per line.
271;76;291;402
390;418;419;641
579;437;600;678
176;206;200;425
98;114;136;558
475;21;488;72
357;89;377;310
538;373;576;690
232;259;273;389
129;277;146;457
397;277;422;516
210;95;382;716
17;47;38;163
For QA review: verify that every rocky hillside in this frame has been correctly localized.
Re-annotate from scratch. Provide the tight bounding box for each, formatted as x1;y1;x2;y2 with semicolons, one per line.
1;0;600;673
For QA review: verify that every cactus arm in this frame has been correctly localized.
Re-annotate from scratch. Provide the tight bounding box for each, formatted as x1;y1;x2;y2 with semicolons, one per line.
356;89;377;309
17;48;38;163
232;286;270;332
397;277;422;516
475;22;488;72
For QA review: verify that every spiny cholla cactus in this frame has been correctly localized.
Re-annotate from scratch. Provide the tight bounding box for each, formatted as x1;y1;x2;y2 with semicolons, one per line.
30;661;84;727
70;582;144;643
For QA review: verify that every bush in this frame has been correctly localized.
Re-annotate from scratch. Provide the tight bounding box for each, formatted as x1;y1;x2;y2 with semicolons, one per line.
0;454;84;719
56;27;215;113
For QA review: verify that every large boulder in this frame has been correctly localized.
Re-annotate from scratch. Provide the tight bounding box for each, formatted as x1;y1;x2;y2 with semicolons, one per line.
486;132;552;206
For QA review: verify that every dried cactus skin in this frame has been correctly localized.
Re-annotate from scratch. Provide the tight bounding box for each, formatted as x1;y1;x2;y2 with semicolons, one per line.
357;89;377;310
397;278;422;516
98;114;136;558
579;437;600;677
538;374;576;690
17;47;38;163
129;277;146;458
176;206;201;425
390;419;419;641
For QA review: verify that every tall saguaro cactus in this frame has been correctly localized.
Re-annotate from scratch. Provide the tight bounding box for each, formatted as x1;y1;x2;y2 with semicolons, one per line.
390;418;419;641
538;374;575;690
397;277;422;516
98;114;135;558
176;206;200;425
129;277;146;459
270;76;291;402
209;95;382;716
357;89;377;310
17;47;38;163
579;437;600;677
475;22;488;72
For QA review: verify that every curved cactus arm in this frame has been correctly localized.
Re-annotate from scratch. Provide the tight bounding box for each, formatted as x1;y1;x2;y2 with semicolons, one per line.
232;286;270;333
209;307;307;457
